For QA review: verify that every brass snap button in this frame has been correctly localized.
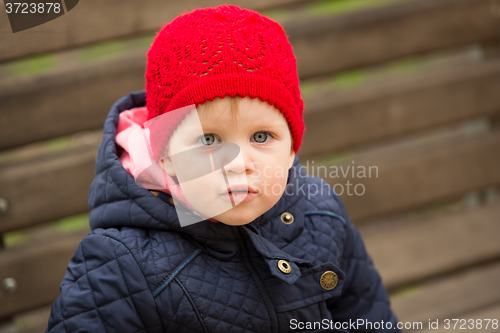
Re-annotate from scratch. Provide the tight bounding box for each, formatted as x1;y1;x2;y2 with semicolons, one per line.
277;260;292;274
320;271;338;290
281;212;294;224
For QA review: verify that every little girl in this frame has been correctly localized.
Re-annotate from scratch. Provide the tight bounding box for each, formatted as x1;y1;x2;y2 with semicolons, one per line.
46;5;400;332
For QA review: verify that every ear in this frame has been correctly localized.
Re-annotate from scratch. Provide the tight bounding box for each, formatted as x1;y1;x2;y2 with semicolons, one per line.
288;149;295;170
159;156;176;177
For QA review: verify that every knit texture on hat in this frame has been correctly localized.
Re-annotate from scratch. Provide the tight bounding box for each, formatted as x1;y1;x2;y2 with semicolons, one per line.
145;5;304;160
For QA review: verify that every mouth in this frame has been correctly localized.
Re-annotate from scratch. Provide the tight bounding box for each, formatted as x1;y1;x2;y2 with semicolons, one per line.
219;184;258;203
227;184;255;193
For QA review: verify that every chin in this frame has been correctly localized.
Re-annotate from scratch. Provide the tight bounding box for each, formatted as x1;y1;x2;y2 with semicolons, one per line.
217;216;253;226
215;207;262;226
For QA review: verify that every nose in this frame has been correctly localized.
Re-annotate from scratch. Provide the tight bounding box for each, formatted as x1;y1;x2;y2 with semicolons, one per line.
223;144;254;175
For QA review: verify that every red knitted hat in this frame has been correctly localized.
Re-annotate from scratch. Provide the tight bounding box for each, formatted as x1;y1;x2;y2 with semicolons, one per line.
145;5;304;160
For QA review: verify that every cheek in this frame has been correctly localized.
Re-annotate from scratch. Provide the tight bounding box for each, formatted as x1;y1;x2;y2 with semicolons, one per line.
269;173;289;198
258;164;289;201
179;171;232;218
251;152;292;186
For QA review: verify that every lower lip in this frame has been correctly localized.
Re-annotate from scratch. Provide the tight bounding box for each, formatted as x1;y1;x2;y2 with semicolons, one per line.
220;191;257;203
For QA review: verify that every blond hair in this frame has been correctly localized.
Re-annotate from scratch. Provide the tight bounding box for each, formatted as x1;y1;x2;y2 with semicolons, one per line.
198;96;240;125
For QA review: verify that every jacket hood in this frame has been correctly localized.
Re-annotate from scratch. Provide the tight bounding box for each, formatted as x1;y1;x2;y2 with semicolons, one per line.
113;100;220;223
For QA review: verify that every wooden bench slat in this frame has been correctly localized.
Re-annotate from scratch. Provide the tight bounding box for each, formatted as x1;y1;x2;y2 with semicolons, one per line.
18;306;52;333
11;305;52;333
392;262;500;330
288;0;500;79
301;58;500;157
362;200;500;289
0;144;97;233
324;129;500;221
2;0;499;69
0;229;89;320
0;0;313;63
0;52;145;150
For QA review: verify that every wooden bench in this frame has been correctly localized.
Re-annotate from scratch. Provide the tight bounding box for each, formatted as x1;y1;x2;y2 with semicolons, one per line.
1;0;500;331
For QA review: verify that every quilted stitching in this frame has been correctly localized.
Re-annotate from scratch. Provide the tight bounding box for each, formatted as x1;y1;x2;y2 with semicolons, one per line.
47;233;164;333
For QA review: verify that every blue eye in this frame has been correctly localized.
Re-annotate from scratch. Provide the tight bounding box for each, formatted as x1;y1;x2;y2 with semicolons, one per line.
199;134;219;146
253;131;271;143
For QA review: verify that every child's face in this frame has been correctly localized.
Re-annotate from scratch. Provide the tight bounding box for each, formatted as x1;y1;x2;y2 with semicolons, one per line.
161;96;295;226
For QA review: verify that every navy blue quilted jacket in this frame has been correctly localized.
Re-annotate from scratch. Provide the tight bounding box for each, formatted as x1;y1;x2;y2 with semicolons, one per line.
46;91;401;333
